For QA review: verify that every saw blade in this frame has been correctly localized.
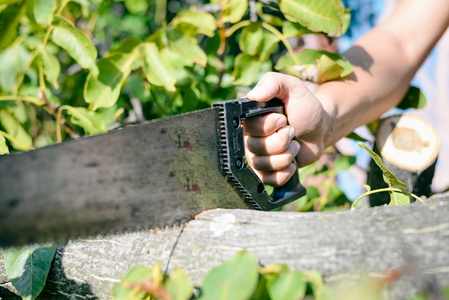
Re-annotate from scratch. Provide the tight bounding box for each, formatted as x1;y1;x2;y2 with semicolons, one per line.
0;108;249;247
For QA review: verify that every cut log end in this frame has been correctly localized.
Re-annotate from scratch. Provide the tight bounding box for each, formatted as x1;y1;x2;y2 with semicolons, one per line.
377;115;439;171
368;114;440;206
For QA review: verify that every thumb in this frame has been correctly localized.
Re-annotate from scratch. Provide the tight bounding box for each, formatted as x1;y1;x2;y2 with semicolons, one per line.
246;72;295;103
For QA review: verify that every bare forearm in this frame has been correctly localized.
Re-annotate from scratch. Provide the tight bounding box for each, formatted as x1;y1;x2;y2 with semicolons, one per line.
315;0;449;147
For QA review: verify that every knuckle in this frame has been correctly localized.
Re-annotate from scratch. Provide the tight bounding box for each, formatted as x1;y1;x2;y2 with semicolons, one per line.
252;156;265;170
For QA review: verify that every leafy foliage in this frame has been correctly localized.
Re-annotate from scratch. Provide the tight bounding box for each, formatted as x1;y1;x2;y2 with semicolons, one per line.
114;250;448;300
352;143;424;208
0;0;431;298
2;243;57;300
199;251;259;300
397;86;427;110
113;251;334;300
0;0;353;155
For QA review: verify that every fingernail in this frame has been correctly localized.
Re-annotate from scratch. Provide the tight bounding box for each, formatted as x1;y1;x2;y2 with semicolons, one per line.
289;127;295;140
276;116;287;128
292;141;300;153
247;86;264;99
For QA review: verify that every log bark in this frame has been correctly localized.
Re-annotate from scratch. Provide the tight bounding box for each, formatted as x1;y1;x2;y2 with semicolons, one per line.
367;115;440;206
1;196;449;300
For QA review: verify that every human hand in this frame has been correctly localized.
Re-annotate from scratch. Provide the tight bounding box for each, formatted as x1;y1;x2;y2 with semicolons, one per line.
244;72;331;186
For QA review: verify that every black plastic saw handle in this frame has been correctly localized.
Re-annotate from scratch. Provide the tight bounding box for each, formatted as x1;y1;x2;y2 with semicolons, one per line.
212;97;306;211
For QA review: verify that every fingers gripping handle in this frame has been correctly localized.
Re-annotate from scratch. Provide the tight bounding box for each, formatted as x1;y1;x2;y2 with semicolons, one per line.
212;98;306;211
241;98;306;205
271;158;305;204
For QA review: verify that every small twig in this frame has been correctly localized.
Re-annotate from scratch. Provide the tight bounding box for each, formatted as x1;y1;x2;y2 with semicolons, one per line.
261;22;300;65
257;0;280;10
197;3;220;13
226;20;251;37
351;187;424;209
0;96;44;106
216;1;227;86
39;91;77;139
0;130;34;151
249;0;258;22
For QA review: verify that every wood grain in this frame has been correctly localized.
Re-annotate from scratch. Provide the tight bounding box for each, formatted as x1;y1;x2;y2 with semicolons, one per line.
2;196;449;299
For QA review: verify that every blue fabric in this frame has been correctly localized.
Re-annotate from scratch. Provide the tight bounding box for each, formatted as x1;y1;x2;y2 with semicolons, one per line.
338;0;386;51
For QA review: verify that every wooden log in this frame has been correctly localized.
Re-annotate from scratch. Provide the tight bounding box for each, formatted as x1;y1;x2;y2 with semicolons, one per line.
367;114;440;206
1;196;449;299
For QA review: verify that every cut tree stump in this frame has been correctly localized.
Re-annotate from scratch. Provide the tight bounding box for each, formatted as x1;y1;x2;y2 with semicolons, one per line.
1;195;449;299
367;114;440;206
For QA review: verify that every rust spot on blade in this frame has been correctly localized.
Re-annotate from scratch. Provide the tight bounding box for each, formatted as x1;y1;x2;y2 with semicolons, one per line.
191;184;201;194
182;141;192;150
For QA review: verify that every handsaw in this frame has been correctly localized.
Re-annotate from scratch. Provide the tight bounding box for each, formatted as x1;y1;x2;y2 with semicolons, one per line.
0;98;306;247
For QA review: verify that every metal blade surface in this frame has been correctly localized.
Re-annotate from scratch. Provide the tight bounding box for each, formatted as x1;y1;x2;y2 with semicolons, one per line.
0;108;248;247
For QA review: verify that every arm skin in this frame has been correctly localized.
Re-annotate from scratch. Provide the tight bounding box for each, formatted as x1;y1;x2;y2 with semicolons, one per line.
244;0;449;186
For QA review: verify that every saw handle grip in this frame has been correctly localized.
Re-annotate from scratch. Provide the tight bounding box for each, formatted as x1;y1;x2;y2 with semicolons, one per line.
240;98;306;206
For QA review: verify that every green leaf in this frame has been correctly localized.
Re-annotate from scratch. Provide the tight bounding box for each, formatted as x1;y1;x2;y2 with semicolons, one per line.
113;266;152;300
64;106;106;135
334;155;356;172
51;16;99;77
173;12;217;37
286;49;351;74
267;270;305;300
206;32;221;56
199;250;259;300
84;53;135;110
300;186;320;204
0;0;23;4
222;0;248;23
3;243;57;300
240;22;263;56
262;264;306;300
139;42;177;91
397;86;427;110
358;142;407;188
362;184;371;192
167;29;207;67
259;32;280;61
34;0;56;25
282;21;314;38
389;191;410;206
0;1;27;51
108;37;142;55
0;133;9;154
251;275;270;300
260;262;290;274
127;75;150;101
260;14;283;27
443;286;449;299
346;131;368;142
409;292;428;300
124;0;148;14
232;53;262;85
327;184;350;206
316;54;345;83
39;49;60;89
0;110;32;150
180;87;199;113
279;0;346;37
0;43;31;92
366;119;381;136
275;49;352;83
70;0;89;7
341;8;351;35
165;268;193;300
